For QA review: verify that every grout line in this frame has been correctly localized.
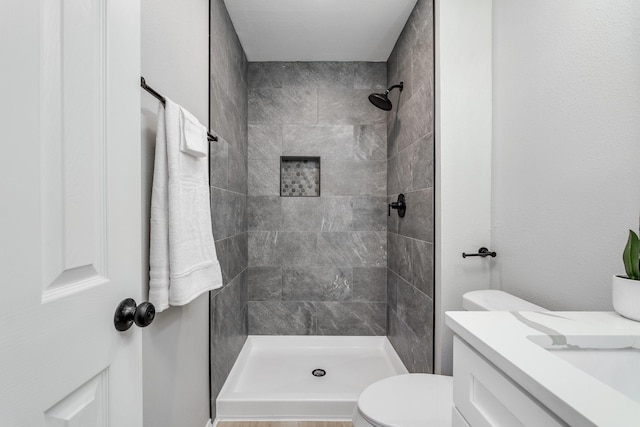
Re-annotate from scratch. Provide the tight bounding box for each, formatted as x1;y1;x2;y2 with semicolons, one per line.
386;231;435;245
214;231;249;243
210;185;248;197
387;267;434;301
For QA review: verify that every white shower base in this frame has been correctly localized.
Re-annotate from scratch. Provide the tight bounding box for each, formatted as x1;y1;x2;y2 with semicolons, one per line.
216;335;407;421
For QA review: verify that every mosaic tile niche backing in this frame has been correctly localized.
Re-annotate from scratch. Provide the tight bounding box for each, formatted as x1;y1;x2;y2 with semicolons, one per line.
280;157;320;197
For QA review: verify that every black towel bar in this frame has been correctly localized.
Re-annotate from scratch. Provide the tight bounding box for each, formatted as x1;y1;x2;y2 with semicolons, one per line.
140;76;218;142
462;247;497;259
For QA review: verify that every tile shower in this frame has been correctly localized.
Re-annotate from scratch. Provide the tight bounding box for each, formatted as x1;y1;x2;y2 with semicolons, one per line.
386;0;435;374
208;0;249;421
246;62;389;336
208;0;435;418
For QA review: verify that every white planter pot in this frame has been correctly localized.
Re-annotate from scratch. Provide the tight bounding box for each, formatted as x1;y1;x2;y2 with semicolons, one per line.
612;275;640;321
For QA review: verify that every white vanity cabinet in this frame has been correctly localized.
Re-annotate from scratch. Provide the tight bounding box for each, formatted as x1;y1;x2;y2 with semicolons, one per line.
452;336;567;427
447;311;640;427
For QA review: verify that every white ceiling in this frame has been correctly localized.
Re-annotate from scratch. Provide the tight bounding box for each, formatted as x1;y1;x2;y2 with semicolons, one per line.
223;0;418;62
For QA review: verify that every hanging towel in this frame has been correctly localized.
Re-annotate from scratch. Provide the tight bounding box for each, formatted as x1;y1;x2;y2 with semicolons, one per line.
149;99;223;312
179;106;208;157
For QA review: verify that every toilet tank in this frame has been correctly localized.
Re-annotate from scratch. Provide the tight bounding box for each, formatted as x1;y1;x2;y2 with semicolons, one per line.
462;290;545;311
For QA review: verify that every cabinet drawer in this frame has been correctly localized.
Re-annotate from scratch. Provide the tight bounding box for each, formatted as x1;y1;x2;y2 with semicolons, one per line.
453;336;567;427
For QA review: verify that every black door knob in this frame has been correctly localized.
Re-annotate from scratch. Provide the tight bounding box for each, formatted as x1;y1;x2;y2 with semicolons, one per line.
114;298;156;331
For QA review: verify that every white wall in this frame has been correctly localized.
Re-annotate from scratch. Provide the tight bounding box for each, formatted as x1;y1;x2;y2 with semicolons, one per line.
435;0;493;375
140;0;211;426
491;1;640;310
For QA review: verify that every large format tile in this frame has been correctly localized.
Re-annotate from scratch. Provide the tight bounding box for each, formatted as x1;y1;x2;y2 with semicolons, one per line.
248;158;280;196
384;0;435;375
211;281;247;402
227;233;248;280
322;159;386;196
387;232;412;282
395;84;433;152
386;104;402;160
321;198;353;231
249;88;318;124
354;62;387;90
211;187;245;240
353;267;387;302
210;137;229;189
315;302;385;335
408;0;434;39
249;231;320;267
410;134;434;190
211;79;246;155
281;197;324;231
210;75;234;149
284;62;356;89
411;239;434;298
387;308;411;368
282;125;353;159
387;145;412;195
351;196;386;231
318;89;386;125
210;303;247;416
248;267;282;301
248;124;283;159
248;231;279;266
386;268;398;312
354;124;386;160
386;196;400;234
212;271;247;331
282;267;352;301
397;188;434;242
316;232;386;267
276;231;318;267
247;196;281;231
248;62;286;89
387;308;432;373
396;278;433;339
411;26;434;94
228;145;247;194
248;301;315;335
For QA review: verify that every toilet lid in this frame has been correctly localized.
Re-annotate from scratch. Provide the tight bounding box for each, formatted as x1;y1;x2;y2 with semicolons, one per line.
357;374;452;427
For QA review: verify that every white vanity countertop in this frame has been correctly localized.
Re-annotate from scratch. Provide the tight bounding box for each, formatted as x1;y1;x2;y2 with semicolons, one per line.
446;311;640;427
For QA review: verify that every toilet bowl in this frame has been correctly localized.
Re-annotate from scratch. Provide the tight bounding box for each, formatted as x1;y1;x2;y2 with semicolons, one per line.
353;290;545;427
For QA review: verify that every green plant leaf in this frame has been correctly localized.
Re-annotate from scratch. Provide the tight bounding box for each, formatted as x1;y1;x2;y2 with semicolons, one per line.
623;230;640;280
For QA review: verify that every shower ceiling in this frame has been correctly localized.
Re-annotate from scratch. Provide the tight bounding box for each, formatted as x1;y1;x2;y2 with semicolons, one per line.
223;0;418;61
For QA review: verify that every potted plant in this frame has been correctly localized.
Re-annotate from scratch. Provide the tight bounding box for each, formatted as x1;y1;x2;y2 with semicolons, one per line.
613;230;640;321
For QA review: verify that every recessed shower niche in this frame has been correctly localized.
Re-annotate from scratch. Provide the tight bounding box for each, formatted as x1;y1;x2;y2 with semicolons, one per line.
280;156;320;197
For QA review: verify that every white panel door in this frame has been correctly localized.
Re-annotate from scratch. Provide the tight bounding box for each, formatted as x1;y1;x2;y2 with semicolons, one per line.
0;0;142;425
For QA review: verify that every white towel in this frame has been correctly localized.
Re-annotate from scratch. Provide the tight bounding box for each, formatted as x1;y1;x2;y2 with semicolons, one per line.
179;106;208;157
149;99;223;312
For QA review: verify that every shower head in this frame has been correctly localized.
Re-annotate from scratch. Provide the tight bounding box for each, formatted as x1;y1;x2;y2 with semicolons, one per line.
368;82;404;111
368;93;393;111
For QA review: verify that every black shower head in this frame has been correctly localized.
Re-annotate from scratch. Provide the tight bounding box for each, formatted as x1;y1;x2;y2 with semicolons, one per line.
368;82;404;111
368;92;392;111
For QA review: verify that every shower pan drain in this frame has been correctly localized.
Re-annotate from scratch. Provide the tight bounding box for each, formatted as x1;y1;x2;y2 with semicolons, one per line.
312;369;326;377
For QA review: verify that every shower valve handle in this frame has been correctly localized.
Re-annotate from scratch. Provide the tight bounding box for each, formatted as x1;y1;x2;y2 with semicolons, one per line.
388;194;406;218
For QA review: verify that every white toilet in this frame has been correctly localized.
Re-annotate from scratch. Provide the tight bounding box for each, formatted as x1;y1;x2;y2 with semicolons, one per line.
352;290;545;427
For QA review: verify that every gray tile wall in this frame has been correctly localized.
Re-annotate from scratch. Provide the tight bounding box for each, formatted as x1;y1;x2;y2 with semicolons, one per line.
386;0;435;373
209;0;248;419
247;62;388;336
